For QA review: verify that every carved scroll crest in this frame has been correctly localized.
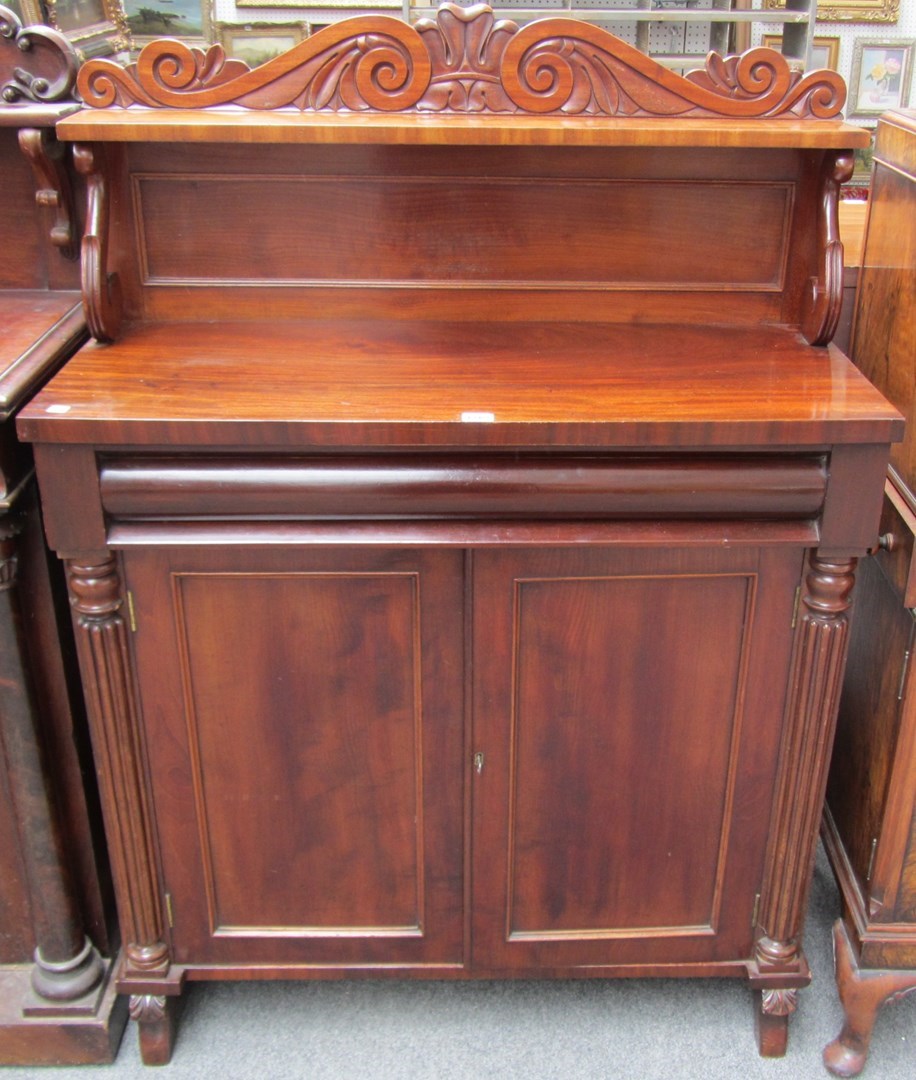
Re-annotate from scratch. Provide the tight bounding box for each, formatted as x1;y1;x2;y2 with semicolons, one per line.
0;4;79;105
78;3;847;119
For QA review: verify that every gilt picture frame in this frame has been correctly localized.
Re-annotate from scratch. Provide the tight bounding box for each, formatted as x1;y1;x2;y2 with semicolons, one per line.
40;0;129;55
216;21;306;67
849;37;914;117
764;0;899;23
762;34;840;70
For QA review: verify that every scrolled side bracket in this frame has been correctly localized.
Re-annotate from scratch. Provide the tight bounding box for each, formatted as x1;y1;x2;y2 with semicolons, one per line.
801;150;854;347
18;127;78;260
73;143;122;343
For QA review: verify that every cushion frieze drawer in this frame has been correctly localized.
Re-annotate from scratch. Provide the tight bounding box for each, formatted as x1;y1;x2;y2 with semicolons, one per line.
98;453;828;521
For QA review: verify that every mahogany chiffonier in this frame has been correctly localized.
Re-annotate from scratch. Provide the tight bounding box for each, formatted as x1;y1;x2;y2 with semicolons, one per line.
822;108;916;1078
0;5;125;1065
16;6;902;1064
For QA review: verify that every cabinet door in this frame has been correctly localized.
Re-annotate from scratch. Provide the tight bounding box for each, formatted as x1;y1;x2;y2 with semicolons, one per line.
471;546;801;971
122;546;465;970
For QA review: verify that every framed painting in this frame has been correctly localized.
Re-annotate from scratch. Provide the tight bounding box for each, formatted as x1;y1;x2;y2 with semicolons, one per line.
762;34;840;70
40;0;129;55
1;0;32;20
764;0;900;23
216;22;306;68
123;0;206;44
849;38;914;116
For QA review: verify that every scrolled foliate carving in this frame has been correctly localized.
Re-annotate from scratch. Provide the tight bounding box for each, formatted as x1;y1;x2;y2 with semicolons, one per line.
415;3;516;112
500;22;845;119
0;4;79;105
761;988;799;1016
75;3;847;119
80;18;431;113
129;994;167;1023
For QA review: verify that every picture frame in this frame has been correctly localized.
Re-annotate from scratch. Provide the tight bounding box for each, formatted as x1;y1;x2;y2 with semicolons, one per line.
216;22;306;68
761;34;840;71
849;37;914;117
763;0;900;23
40;0;129;56
123;0;207;46
2;0;34;21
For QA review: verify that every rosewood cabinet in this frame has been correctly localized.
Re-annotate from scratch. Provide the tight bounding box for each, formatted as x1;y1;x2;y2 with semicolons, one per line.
0;5;124;1064
16;5;903;1064
822;108;916;1078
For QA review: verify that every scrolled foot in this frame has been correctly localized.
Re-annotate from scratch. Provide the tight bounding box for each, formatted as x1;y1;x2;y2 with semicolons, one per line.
754;987;797;1057
129;994;179;1066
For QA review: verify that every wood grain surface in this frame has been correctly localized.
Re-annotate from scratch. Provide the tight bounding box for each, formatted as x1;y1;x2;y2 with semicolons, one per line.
18;321;901;448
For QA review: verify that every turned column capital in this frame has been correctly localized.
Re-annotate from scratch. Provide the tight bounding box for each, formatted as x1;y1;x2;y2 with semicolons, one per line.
66;556;124;621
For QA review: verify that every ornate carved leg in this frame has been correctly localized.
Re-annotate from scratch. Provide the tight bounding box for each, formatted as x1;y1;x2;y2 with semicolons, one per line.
67;555;179;1064
751;553;857;1056
0;518;104;1002
824;919;916;1078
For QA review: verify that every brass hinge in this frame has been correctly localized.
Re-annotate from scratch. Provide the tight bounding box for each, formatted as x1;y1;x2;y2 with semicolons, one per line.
898;649;911;702
866;838;878;883
790;586;802;629
165;891;174;929
126;590;138;633
751;892;761;929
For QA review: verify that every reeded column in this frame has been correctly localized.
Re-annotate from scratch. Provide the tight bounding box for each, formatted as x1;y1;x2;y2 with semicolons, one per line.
754;552;857;1055
0;518;103;1000
66;556;169;981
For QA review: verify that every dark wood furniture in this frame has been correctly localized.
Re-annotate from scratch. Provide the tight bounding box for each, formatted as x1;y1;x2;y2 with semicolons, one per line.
0;4;125;1065
822;108;916;1078
17;5;902;1064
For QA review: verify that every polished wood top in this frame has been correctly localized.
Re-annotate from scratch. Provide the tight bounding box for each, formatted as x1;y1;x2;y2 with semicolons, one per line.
0;292;83;419
18;321;901;449
0;103;79;128
57;110;870;148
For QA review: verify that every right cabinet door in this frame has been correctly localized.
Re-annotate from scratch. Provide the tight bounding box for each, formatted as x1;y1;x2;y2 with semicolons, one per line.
471;545;803;972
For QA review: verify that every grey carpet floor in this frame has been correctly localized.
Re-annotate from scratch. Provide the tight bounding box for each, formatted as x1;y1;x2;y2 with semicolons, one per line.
7;847;913;1078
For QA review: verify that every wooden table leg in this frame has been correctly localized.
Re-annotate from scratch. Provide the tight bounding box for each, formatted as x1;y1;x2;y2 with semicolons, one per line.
824;919;916;1077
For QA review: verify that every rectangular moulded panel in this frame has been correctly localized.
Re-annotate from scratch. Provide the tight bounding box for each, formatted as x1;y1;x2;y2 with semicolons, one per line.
471;546;801;971
174;571;424;935
123;547;465;968
134;174;792;292
508;571;751;937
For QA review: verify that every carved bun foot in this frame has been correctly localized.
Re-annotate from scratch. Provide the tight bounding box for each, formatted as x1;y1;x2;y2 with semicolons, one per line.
31;936;105;1001
754;987;797;1057
129;994;180;1066
823;919;916;1077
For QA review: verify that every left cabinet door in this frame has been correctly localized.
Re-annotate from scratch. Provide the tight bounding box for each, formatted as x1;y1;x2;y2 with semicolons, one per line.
121;546;466;971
